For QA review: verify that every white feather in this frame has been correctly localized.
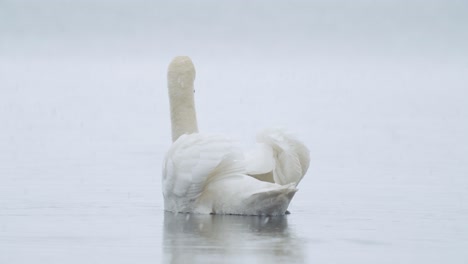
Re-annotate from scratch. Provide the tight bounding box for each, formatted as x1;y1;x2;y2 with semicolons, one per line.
163;56;310;215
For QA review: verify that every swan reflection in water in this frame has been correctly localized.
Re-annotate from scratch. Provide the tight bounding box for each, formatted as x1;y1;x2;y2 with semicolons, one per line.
163;212;305;264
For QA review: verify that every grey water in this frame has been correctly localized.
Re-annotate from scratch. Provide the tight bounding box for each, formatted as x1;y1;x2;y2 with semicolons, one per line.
1;0;468;263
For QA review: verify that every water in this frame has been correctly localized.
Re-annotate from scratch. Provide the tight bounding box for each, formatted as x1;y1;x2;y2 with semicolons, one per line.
1;0;467;263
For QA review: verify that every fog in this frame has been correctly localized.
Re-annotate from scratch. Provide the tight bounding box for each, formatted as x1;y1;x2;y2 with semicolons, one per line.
1;0;467;263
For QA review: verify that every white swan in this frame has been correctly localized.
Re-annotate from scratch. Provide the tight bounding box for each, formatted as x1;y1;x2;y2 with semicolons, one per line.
162;56;310;215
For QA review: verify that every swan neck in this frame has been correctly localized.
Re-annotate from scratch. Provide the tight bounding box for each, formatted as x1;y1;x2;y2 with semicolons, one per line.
169;90;198;142
168;57;198;142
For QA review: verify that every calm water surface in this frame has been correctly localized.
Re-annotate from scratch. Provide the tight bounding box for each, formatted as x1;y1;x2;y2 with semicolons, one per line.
1;0;467;263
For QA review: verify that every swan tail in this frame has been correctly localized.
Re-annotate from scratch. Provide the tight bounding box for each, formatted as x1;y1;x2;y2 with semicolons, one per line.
200;177;298;215
246;183;298;215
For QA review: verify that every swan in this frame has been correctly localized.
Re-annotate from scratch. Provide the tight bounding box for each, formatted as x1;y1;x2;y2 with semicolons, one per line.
162;56;310;215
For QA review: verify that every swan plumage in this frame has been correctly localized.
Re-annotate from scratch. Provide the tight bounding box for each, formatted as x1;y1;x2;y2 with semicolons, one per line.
162;56;310;215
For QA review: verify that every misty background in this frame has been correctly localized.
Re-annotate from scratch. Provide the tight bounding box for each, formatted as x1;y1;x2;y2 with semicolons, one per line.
1;0;467;263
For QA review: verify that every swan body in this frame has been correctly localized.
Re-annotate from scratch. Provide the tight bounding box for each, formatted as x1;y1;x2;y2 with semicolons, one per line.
162;56;310;215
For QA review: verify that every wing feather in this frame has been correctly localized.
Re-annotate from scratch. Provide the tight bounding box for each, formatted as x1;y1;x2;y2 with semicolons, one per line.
247;129;310;186
163;133;244;212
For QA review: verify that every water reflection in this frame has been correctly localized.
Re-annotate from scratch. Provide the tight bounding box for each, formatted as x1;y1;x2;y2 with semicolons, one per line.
163;212;305;264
